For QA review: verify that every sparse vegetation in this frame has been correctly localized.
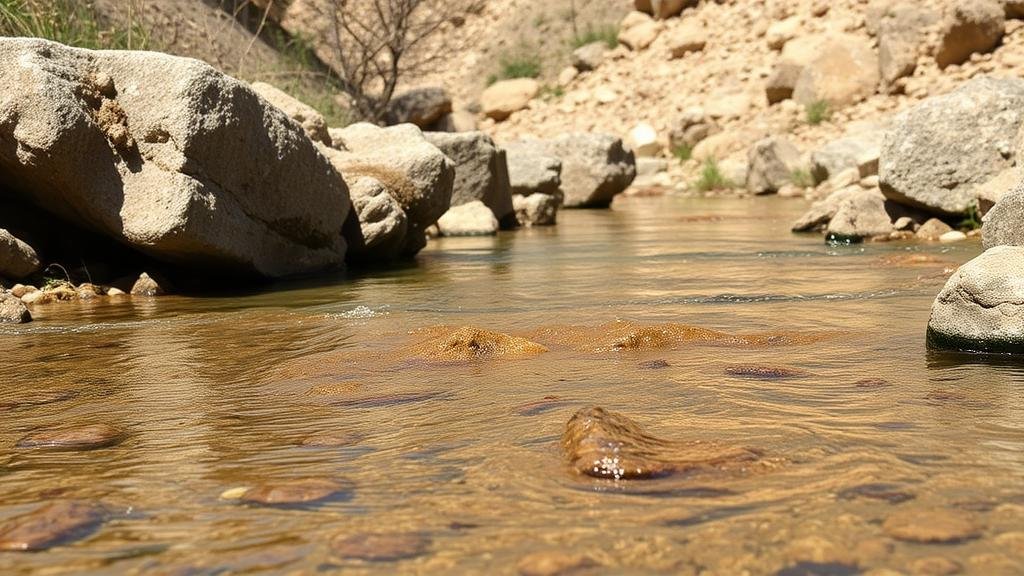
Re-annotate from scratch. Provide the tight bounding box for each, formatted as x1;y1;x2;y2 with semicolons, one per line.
571;23;619;49
672;144;693;163
0;0;150;50
789;168;814;188
958;203;983;231
806;100;831;125
539;84;565;100
694;159;733;192
494;51;543;81
257;30;354;126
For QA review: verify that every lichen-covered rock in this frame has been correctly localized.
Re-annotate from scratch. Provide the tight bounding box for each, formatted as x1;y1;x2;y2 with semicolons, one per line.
880;76;1024;216
936;0;1005;69
328;123;454;256
537;133;636;208
504;141;562;197
0;38;349;278
983;181;1024;248
436;201;498;237
513;193;559;227
0;228;41;280
250;81;331;145
385;86;452;128
746;137;802;195
424;132;515;227
928;245;1024;353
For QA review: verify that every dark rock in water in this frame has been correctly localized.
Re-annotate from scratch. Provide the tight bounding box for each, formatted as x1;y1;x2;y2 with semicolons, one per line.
330;532;431;561
0;500;107;551
853;378;891;388
561;407;763;480
239;478;351;507
882;508;982;543
639;359;671;369
329;392;445;408
16;423;125;450
0;390;77;411
724;365;812;380
836;483;915;504
514;396;574;416
516;550;599;576
775;561;860;576
297;431;363;447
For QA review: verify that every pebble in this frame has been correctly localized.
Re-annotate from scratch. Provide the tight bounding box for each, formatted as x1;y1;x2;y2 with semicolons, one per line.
909;556;962;575
16;423;126;450
882;508;982;543
0;500;107;551
724;365;811;379
516;550;598;576
297;431;363;447
330;532;431;561
237;478;351;506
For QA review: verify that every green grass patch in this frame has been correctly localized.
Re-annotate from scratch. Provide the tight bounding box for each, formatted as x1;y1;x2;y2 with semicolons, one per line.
957;203;983;231
694;159;733;192
805;100;831;125
539;84;564;100
0;0;150;50
571;23;619;49
789;168;813;188
490;50;542;85
671;144;693;163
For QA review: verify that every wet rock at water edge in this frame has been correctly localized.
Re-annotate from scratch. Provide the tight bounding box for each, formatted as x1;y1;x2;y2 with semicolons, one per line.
561;406;763;480
17;423;126;450
234;478;352;507
0;293;31;324
882;508;983;543
517;550;599;576
131;272;166;296
0;500;107;551
330;532;431;562
725;365;812;380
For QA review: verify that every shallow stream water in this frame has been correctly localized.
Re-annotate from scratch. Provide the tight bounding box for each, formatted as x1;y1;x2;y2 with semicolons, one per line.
1;196;1022;575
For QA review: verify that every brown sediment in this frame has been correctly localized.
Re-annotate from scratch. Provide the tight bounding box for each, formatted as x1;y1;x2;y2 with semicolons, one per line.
403;326;548;362
0;501;107;551
878;253;955;267
561;406;766;481
297;431;363;448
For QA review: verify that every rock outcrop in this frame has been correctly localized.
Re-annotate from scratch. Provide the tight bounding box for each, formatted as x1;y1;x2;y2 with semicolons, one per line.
327;123;454;256
537;133;636;208
0;38;349;278
927;245;1024;353
879;76;1024;216
424;132;515;228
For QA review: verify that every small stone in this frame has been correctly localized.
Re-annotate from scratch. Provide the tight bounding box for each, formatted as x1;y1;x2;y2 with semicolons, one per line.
916;218;954;240
16;424;125;450
939;231;968;243
238;478;351;506
724;365;811;379
909;556;962;575
330;532;431;561
882;508;982;543
0;501;107;551
9;284;33;298
993;531;1024;554
105;287;126;296
517;550;598;576
219;487;249;500
131;272;166;296
0;293;31;324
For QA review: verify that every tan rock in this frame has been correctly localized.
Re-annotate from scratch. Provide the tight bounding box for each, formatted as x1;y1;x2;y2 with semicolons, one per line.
916;218;954;240
668;21;707;57
250;81;331;145
767;17;802;50
936;0;1005;69
619;12;663;51
793;33;880;108
481;79;539;121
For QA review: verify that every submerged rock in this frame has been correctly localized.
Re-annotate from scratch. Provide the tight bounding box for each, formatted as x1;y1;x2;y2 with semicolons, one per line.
237;478;351;506
330;532;431;561
298;431;363;448
407;326;548;362
0;390;77;411
927;246;1024;353
517;551;599;576
724;365;812;380
17;424;125;450
0;38;349;277
561;407;762;480
0;500;107;551
882;508;982;543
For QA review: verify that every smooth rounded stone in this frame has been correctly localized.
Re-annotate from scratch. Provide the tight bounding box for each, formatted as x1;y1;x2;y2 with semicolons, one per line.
0;500;107;551
837;483;916;504
909;556;963;575
879;76;1024;216
0;390;77;411
882;508;983;543
993;531;1024;553
0;293;31;324
297;431;363;447
20;290;53;305
927;246;1024;353
517;550;598;576
238;478;351;506
406;326;548;362
131;272;165;296
572;41;606;72
639;359;671;369
481;78;539;121
725;365;812;380
561;406;762;480
17;423;125;450
939;231;968;243
330;532;431;561
916;218;954;240
436;200;499;237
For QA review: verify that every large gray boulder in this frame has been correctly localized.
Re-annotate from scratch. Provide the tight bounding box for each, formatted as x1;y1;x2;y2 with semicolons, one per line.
538;133;636;208
983;180;1024;248
927;245;1024;353
0;228;41;280
0;38;349;278
503;141;562;197
879;76;1024;216
746;137;802;195
328;123;454;256
423;131;515;228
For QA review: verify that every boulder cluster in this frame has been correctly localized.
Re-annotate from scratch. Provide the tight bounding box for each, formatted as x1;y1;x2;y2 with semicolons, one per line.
0;38;637;323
